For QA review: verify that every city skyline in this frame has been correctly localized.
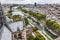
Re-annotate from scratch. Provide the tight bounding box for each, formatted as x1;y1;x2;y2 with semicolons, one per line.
1;0;60;4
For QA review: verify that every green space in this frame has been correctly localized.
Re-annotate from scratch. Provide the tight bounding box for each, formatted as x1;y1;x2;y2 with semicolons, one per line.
24;17;29;25
32;27;38;32
20;9;46;20
27;16;38;23
31;27;45;40
28;17;35;21
46;19;60;31
35;31;45;40
11;15;21;22
32;25;45;40
28;35;35;40
28;31;45;40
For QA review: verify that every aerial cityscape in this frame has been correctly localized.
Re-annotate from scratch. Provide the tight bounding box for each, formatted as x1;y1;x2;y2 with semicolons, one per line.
0;0;60;40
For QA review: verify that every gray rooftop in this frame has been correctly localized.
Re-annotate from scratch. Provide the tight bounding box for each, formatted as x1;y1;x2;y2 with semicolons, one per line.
0;25;12;40
9;21;23;32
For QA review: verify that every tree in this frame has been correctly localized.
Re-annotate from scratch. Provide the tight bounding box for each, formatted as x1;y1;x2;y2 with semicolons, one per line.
24;18;29;25
12;15;21;22
32;27;38;32
28;35;35;40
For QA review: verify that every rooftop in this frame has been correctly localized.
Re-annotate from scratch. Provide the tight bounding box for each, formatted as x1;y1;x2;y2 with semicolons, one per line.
9;21;23;32
0;25;11;40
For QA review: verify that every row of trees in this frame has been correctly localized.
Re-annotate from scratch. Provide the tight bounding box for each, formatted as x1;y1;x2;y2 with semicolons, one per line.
24;18;29;26
32;27;38;32
28;11;46;20
28;31;45;40
28;35;35;40
31;27;45;40
21;9;46;20
46;19;60;31
35;31;45;40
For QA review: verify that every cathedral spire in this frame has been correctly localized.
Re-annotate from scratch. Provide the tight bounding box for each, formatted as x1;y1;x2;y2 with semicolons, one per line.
17;26;20;31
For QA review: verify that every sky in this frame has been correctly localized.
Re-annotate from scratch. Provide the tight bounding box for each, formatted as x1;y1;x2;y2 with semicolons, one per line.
1;0;60;4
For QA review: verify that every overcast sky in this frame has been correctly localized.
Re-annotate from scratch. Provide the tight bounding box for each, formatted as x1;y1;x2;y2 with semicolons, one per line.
1;0;60;4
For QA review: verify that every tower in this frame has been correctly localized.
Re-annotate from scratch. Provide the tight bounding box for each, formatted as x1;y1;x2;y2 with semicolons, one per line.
34;2;37;7
0;3;4;40
0;3;3;29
